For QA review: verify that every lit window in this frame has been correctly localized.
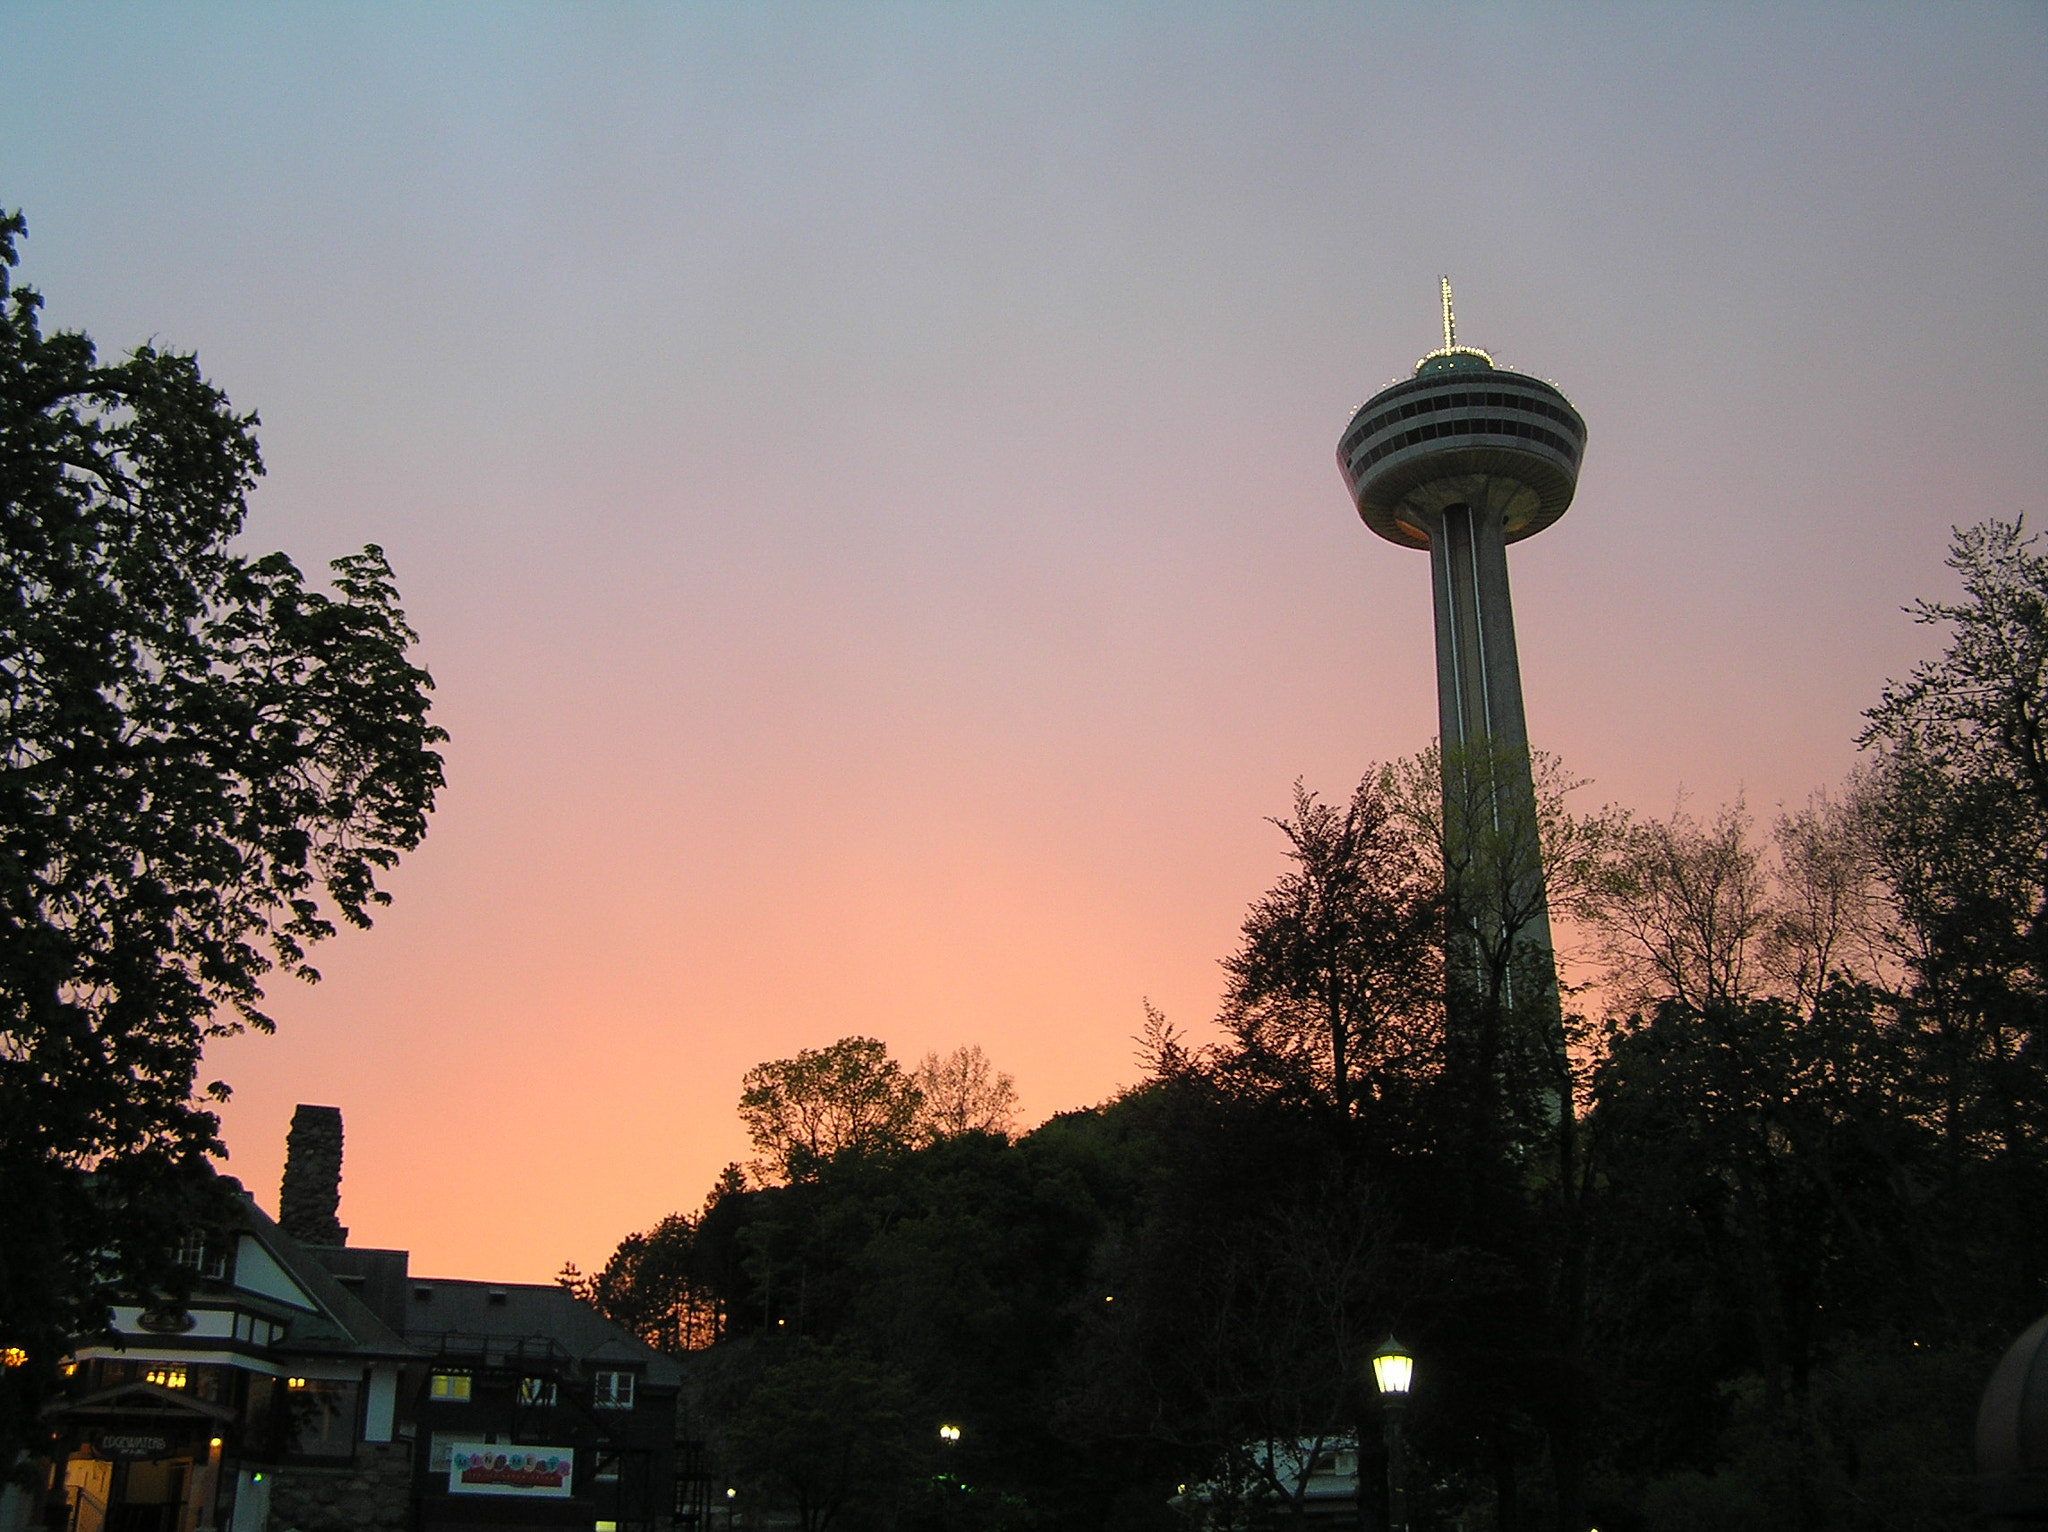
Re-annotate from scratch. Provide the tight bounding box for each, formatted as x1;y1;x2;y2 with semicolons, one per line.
146;1368;188;1390
430;1373;472;1402
518;1377;557;1407
2;1348;26;1368
591;1371;635;1410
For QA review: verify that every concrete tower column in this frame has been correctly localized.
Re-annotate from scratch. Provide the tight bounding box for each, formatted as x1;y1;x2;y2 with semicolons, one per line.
1427;500;1531;759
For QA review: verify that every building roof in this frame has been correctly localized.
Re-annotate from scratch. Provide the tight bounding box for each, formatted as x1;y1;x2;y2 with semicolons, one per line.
235;1198;415;1358
400;1279;685;1389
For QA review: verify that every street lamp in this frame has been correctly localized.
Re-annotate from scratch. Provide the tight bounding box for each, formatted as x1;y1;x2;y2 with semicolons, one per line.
1371;1337;1414;1532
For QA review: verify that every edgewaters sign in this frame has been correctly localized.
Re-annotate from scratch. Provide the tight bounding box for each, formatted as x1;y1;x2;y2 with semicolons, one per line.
96;1433;172;1460
447;1444;574;1498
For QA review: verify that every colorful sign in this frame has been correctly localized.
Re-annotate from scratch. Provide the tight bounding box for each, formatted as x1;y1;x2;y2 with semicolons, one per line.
447;1444;574;1498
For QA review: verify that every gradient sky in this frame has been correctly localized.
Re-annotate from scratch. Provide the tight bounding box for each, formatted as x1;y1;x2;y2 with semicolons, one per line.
5;4;2045;1282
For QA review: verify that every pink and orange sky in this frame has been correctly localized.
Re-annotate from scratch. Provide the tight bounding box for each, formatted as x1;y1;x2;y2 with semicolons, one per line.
5;4;2046;1282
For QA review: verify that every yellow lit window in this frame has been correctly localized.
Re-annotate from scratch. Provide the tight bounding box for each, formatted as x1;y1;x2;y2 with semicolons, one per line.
430;1373;472;1402
517;1377;557;1407
286;1376;308;1390
145;1368;188;1389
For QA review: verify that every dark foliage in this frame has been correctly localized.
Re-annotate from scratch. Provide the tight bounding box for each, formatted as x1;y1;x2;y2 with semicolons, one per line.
0;210;444;1463
588;512;2048;1528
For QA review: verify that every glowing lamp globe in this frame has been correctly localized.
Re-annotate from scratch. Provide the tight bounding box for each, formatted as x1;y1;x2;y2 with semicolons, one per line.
1372;1337;1415;1396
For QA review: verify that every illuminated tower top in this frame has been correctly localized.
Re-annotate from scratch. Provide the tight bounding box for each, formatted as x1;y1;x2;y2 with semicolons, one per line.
1337;279;1586;550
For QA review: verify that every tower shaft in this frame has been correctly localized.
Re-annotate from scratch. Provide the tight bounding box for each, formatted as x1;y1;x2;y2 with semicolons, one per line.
1427;501;1530;761
1426;500;1557;979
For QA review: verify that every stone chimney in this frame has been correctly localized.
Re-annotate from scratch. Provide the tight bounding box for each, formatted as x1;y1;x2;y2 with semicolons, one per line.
279;1104;348;1246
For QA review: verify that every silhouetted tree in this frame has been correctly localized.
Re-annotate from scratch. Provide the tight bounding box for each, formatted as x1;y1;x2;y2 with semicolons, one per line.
0;209;444;1464
1218;776;1442;1122
739;1036;924;1182
719;1340;921;1532
914;1044;1019;1141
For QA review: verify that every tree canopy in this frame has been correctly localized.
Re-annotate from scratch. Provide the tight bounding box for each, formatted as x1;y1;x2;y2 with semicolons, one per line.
572;521;2048;1532
738;1036;925;1182
0;209;444;1461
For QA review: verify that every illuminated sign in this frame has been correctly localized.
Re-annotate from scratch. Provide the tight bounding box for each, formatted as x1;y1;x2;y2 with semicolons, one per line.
97;1433;172;1460
447;1444;574;1498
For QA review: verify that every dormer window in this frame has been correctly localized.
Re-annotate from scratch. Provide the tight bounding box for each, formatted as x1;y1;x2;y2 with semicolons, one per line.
172;1231;228;1281
592;1371;635;1410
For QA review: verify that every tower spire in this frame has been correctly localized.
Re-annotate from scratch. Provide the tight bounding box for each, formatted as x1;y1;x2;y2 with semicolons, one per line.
1440;276;1457;351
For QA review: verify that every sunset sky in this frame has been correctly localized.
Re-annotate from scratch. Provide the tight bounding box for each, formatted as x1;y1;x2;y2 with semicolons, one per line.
5;4;2045;1282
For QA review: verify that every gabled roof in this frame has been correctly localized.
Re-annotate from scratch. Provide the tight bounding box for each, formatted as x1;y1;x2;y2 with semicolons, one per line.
44;1380;237;1424
227;1197;417;1359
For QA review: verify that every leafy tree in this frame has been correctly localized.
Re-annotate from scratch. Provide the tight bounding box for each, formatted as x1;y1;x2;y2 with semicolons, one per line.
1217;776;1441;1120
914;1044;1019;1141
1761;783;1893;1016
580;521;2048;1532
560;1217;721;1354
1583;798;1775;1016
719;1340;921;1532
1866;517;2048;831
1066;1082;1391;1529
1858;518;2048;1330
0;209;444;1460
739;1036;924;1182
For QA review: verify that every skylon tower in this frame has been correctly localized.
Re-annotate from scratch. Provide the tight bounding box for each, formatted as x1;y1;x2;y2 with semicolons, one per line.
1336;281;1585;1012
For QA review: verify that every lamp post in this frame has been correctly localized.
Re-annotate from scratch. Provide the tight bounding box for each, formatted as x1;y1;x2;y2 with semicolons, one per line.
1372;1337;1414;1532
935;1424;964;1532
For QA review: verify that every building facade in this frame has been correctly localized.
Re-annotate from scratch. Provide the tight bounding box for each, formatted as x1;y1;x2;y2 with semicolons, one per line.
27;1109;685;1532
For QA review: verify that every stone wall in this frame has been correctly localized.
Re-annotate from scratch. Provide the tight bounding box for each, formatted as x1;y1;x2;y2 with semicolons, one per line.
267;1441;411;1532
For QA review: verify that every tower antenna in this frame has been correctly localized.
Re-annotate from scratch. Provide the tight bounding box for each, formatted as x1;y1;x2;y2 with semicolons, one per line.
1440;276;1457;351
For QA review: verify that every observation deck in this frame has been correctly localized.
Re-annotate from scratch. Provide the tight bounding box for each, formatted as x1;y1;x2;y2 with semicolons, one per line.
1337;345;1586;551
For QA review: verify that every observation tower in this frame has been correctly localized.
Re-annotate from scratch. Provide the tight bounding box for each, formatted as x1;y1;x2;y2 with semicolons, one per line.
1337;281;1585;1004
